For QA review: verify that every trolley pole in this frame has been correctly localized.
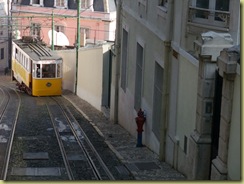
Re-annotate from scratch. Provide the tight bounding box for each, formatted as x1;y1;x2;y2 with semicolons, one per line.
75;0;81;94
51;11;54;51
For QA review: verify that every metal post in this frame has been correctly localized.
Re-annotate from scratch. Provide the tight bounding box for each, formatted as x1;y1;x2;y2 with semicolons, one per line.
7;0;12;69
75;0;81;94
51;11;54;51
113;0;122;123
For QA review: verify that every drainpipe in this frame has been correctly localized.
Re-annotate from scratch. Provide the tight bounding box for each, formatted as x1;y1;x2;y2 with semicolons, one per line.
113;0;122;123
159;0;174;161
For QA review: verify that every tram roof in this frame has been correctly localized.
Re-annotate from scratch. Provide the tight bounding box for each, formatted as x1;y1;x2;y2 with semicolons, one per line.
13;39;62;61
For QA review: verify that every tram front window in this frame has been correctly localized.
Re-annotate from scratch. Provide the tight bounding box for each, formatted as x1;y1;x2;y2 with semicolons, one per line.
42;64;55;78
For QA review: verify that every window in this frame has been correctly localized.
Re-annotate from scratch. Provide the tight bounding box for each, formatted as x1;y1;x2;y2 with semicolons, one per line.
159;0;167;7
80;27;90;38
15;48;19;60
81;0;87;8
152;62;164;140
31;23;41;38
138;0;147;19
57;62;62;78
0;25;3;36
32;0;40;4
36;64;41;78
55;25;65;33
0;48;4;60
56;0;65;7
134;43;144;111
42;64;55;78
121;29;128;91
34;62;61;78
21;0;30;5
189;0;230;28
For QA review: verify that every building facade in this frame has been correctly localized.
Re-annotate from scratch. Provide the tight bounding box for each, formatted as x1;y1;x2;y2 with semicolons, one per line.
11;0;116;47
111;0;240;180
0;0;11;72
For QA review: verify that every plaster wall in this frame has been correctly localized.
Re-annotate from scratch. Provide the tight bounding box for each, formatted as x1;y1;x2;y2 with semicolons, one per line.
55;45;105;112
0;1;9;71
118;5;167;154
54;49;76;91
176;55;198;150
11;6;116;46
227;69;240;180
76;47;104;111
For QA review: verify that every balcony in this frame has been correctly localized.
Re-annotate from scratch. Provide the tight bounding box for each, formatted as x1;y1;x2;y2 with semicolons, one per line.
187;6;230;34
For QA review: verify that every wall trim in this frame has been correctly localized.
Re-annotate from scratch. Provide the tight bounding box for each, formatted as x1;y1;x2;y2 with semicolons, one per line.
171;41;199;67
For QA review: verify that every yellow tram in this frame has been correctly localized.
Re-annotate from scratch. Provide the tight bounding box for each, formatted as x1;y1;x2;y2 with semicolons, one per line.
12;36;62;96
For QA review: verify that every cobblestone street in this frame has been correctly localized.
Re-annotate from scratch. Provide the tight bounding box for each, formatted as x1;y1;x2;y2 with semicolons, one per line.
62;90;185;180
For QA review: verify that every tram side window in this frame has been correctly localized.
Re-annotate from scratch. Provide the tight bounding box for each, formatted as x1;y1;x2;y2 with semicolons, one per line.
42;64;55;78
15;48;19;60
36;64;41;78
57;63;61;78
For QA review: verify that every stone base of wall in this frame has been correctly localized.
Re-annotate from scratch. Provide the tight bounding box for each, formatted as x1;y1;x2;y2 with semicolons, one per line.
211;157;227;180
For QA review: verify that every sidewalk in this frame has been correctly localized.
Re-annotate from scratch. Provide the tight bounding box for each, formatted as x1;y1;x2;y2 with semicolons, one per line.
62;90;186;180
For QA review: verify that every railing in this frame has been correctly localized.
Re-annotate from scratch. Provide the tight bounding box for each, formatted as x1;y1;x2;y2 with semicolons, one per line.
188;6;230;29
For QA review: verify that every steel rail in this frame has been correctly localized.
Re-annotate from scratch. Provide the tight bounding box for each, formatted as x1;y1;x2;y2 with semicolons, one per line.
0;85;21;180
50;97;100;180
46;103;74;180
52;97;115;180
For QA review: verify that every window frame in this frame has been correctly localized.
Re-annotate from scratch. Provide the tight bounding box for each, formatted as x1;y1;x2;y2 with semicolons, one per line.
134;42;144;111
55;0;65;7
30;23;41;38
55;25;65;33
121;28;129;92
152;61;164;140
189;0;230;28
80;27;90;39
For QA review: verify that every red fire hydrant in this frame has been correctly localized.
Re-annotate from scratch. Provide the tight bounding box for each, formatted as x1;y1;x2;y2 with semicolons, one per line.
135;108;146;147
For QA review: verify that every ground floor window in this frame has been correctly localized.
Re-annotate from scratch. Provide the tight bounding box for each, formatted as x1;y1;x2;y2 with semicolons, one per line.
152;62;164;140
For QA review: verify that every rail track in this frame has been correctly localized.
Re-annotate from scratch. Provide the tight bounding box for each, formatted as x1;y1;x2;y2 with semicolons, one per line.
0;76;132;180
47;97;115;180
0;84;21;180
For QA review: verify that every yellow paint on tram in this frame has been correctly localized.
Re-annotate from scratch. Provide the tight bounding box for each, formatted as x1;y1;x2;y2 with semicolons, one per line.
12;58;31;87
32;78;62;96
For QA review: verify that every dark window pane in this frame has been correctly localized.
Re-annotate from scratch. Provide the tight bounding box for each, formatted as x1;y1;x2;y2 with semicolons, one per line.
196;0;209;18
1;48;4;59
215;0;229;11
196;0;209;8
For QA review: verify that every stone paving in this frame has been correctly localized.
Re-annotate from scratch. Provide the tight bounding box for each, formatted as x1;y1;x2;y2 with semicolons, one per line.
62;90;186;180
0;73;186;180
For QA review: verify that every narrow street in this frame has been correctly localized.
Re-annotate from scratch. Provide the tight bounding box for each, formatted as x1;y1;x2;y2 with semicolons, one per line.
0;73;185;180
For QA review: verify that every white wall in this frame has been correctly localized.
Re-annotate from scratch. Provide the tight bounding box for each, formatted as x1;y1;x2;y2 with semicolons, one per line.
76;47;104;111
117;1;169;154
56;45;108;112
55;49;76;92
176;55;198;150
